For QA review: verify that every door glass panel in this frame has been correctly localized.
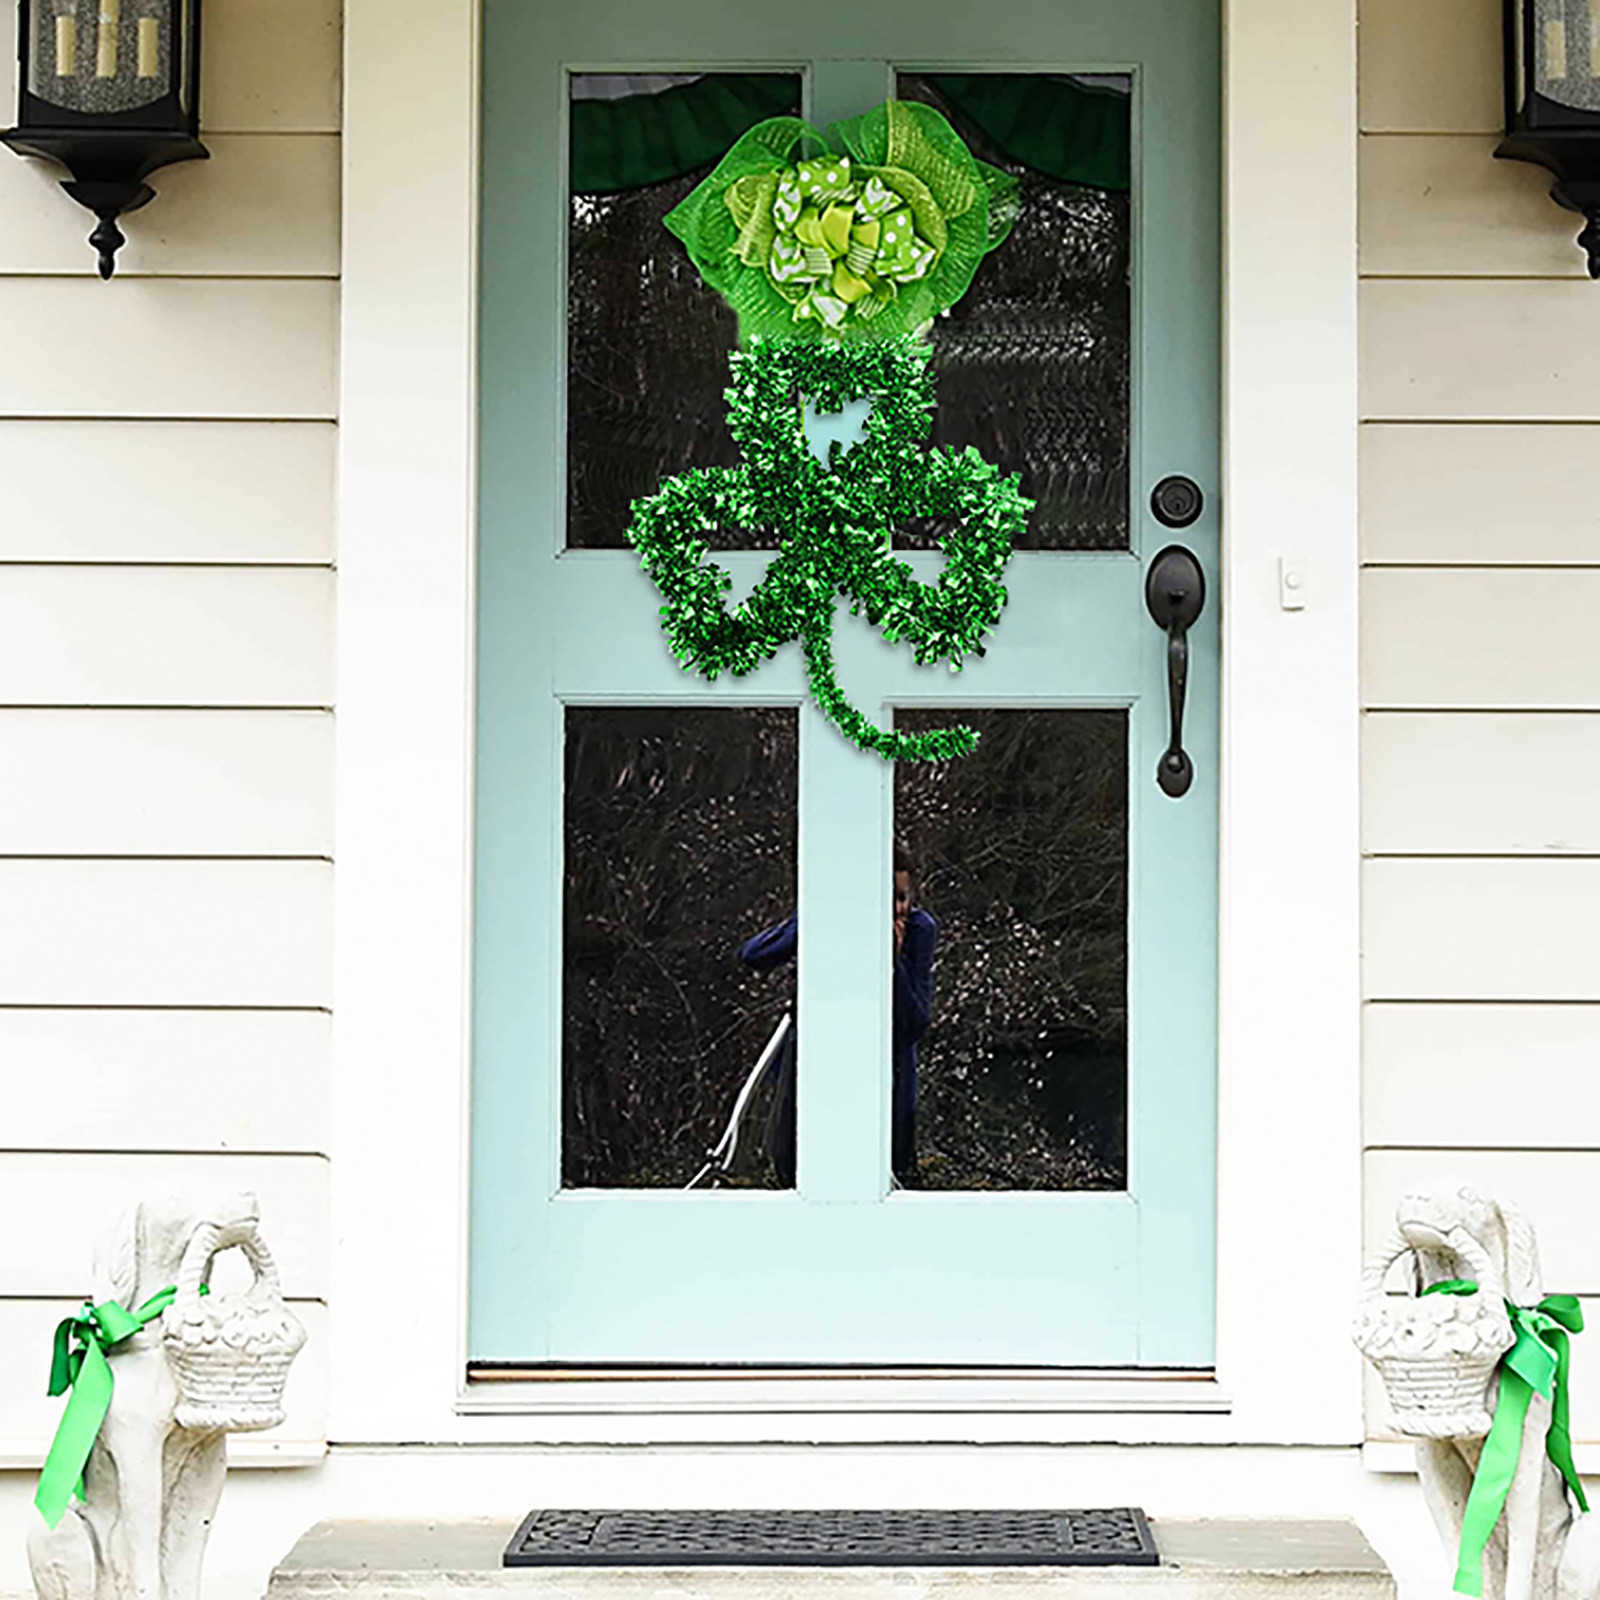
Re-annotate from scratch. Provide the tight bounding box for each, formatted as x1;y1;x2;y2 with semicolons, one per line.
567;72;802;550
563;705;798;1188
894;73;1132;551
892;707;1128;1191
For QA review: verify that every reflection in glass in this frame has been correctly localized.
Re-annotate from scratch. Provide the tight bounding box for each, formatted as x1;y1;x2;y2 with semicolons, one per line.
563;706;798;1188
893;708;1128;1190
734;849;933;1189
566;73;801;550
895;74;1133;550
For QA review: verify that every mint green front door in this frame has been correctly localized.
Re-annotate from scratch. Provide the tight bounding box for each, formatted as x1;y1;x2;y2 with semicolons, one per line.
473;0;1218;1367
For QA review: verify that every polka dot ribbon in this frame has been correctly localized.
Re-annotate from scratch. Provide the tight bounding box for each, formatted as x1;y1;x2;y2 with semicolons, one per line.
750;157;937;329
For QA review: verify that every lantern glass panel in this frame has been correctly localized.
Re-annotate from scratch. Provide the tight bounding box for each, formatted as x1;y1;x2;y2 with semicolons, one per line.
1533;0;1600;113
28;0;175;116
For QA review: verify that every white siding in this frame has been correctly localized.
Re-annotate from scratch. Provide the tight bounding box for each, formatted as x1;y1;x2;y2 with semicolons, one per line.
1361;425;1600;566
0;711;332;854
0;0;338;1464
1363;713;1600;854
1360;0;1600;1449
1362;281;1600;420
0;860;332;1007
1364;1006;1600;1150
0;422;336;562
0;568;333;706
1363;569;1600;708
0;281;338;418
4;1010;329;1152
1358;0;1500;133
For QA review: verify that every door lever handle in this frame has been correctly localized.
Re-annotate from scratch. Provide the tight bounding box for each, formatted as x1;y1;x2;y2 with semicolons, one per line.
1144;544;1206;798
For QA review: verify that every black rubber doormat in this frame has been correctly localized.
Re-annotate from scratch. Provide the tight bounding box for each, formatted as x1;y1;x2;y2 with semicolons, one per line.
504;1508;1159;1567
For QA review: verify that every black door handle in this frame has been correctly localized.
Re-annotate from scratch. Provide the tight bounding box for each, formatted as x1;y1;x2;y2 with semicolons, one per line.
1144;544;1205;798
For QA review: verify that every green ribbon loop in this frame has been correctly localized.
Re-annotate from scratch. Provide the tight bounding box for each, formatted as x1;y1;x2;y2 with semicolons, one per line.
1431;1284;1587;1597
35;1286;185;1528
755;154;940;329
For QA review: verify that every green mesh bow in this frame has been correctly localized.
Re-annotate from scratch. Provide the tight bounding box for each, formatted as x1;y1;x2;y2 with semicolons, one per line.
666;100;1018;342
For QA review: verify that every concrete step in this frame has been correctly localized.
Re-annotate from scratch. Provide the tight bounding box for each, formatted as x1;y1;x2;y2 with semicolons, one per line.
268;1517;1396;1600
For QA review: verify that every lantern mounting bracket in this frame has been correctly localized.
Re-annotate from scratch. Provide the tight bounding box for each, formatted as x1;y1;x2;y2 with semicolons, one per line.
1496;128;1600;280
1;129;209;278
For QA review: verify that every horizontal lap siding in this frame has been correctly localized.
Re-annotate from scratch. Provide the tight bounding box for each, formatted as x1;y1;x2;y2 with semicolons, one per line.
1360;0;1600;1446
0;281;339;417
1364;1006;1600;1149
0;568;333;705
3;1010;330;1151
1363;713;1600;853
0;0;340;1462
0;860;333;1007
0;423;336;562
1362;425;1600;565
0;711;332;853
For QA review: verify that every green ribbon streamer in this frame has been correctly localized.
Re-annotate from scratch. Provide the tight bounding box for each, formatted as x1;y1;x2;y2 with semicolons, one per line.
34;1286;185;1527
1418;1281;1587;1597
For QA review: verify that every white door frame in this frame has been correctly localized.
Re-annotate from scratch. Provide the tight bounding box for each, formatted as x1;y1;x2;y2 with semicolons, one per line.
330;0;1360;1446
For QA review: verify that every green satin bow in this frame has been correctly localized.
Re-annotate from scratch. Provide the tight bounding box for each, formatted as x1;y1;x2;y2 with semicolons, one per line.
34;1286;186;1527
1419;1280;1587;1596
740;155;938;329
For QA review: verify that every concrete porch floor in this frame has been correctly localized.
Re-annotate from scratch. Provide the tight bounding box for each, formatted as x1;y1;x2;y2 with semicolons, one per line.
268;1518;1395;1599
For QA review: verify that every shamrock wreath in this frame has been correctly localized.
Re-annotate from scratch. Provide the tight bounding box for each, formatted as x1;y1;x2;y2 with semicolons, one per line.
626;98;1032;760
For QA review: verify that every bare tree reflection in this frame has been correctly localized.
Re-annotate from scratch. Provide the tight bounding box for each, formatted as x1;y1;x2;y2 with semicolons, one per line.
562;706;797;1187
895;708;1128;1190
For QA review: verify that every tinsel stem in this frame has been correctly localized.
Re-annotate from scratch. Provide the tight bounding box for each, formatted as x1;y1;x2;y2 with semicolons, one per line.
801;618;979;762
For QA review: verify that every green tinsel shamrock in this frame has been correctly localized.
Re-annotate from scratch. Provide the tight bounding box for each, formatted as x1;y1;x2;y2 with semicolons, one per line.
626;336;1032;761
664;100;1018;343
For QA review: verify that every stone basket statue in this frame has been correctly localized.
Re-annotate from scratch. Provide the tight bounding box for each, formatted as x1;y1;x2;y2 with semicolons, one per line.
1354;1220;1515;1439
1354;1188;1600;1600
27;1192;307;1600
163;1216;304;1432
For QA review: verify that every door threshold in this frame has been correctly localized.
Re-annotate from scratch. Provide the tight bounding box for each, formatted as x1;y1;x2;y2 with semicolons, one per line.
469;1364;1214;1383
459;1366;1229;1416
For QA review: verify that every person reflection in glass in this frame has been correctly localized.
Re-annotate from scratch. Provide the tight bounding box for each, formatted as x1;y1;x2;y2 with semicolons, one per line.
737;842;937;1187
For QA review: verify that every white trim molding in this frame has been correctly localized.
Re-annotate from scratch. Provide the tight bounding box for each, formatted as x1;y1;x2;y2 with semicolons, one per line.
330;0;1361;1446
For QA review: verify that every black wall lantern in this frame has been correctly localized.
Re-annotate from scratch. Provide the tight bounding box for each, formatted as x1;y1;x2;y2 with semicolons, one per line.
2;0;207;278
1499;0;1600;276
